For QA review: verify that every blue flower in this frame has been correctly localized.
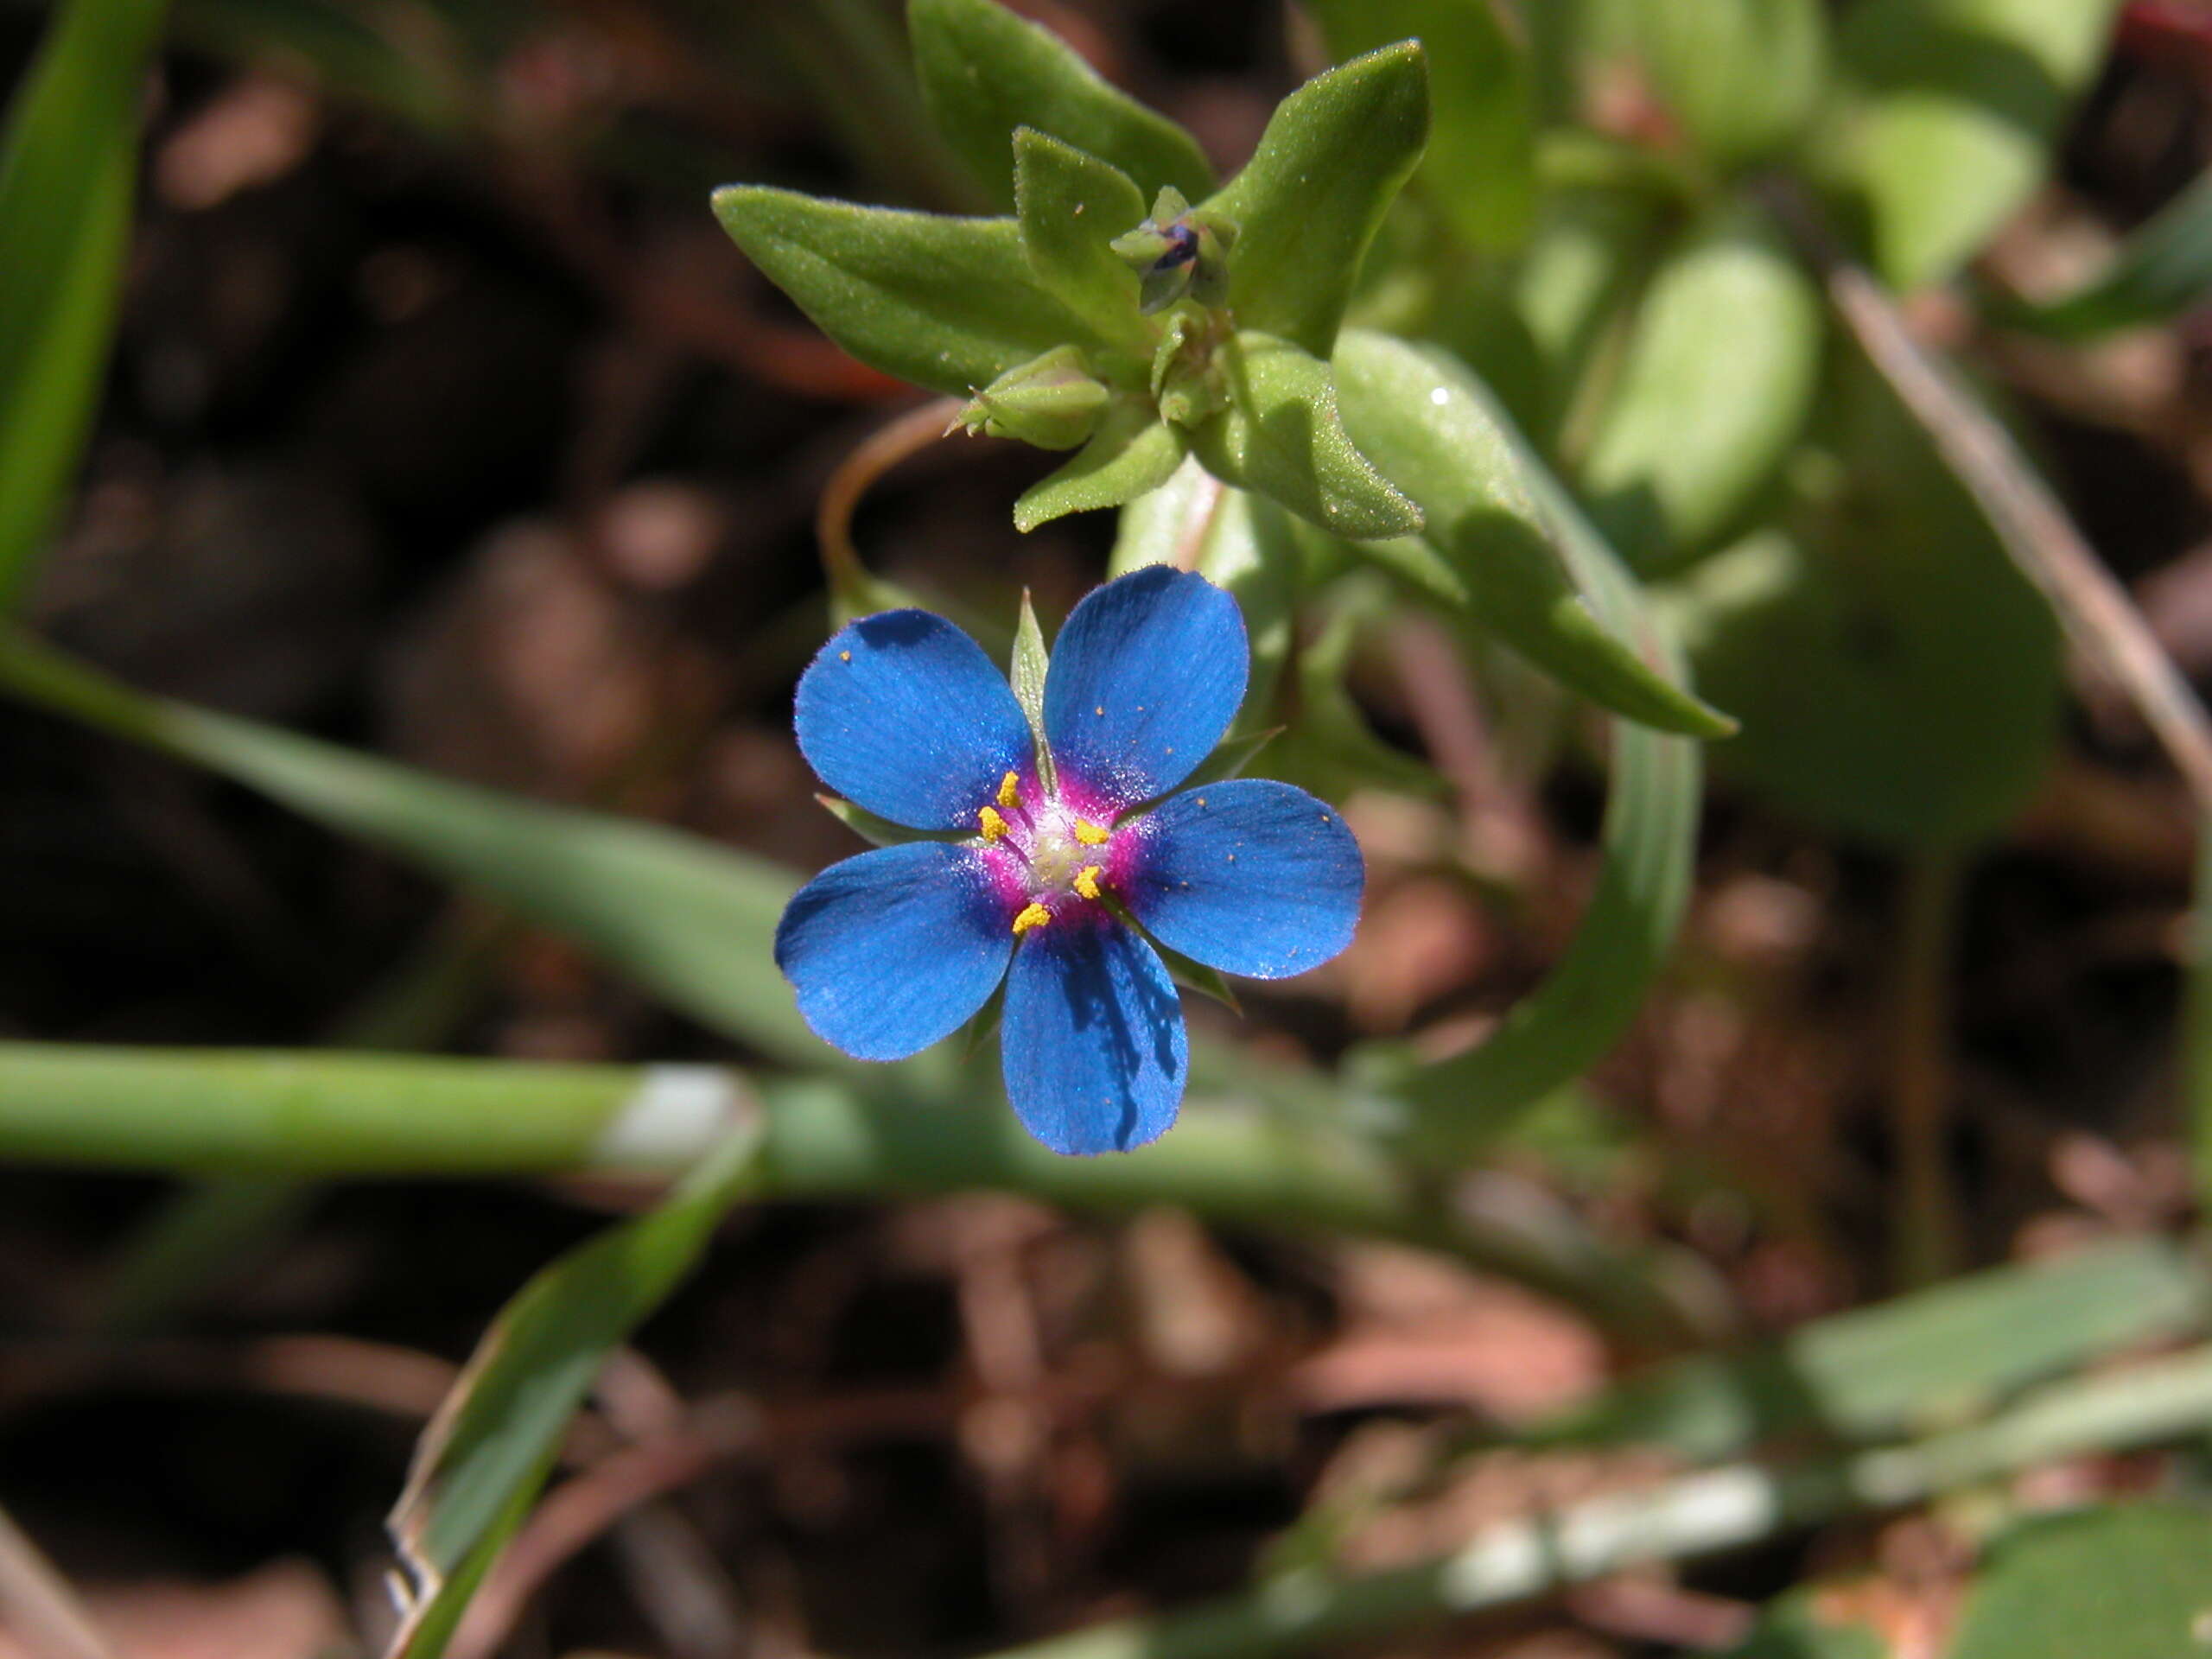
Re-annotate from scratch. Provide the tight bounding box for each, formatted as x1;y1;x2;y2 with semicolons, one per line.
773;565;1365;1155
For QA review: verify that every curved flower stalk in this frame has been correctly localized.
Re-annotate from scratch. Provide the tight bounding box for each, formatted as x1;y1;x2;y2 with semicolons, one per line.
774;566;1363;1154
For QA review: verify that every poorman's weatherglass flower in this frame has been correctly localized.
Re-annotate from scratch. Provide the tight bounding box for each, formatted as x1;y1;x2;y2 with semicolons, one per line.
774;565;1364;1155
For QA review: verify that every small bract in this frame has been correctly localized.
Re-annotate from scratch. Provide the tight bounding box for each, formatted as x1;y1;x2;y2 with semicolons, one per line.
774;565;1364;1154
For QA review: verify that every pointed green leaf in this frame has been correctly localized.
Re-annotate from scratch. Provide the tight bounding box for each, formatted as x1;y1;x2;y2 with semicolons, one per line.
1999;167;2212;341
710;185;1095;397
1580;202;1823;569
1010;588;1056;791
1332;331;1735;738
1338;334;1707;1147
1630;0;1828;165
1014;402;1187;531
1307;0;1536;251
1190;332;1422;542
1830;0;2123;290
0;0;168;610
390;1121;764;1658
909;0;1213;212
1013;127;1149;352
1206;42;1430;357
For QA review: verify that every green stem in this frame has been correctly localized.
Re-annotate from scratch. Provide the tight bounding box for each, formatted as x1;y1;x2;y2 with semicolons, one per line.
0;1041;1704;1346
971;1344;2212;1659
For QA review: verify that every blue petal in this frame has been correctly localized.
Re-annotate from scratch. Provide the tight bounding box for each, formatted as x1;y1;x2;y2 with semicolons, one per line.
797;610;1033;830
1001;917;1187;1154
775;842;1014;1060
1042;566;1247;815
1124;779;1363;979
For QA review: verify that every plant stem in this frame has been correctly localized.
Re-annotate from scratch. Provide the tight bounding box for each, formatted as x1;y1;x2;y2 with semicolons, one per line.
970;1344;2212;1659
0;1042;1706;1347
1892;848;1964;1288
815;395;968;619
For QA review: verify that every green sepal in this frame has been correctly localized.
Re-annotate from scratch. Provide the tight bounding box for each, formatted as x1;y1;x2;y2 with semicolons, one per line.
1013;128;1149;352
1332;330;1736;740
1014;403;1188;531
1008;588;1057;793
1151;308;1230;428
1188;332;1422;542
709;185;1094;398
957;343;1111;450
1204;41;1430;358
817;795;974;849
908;0;1214;212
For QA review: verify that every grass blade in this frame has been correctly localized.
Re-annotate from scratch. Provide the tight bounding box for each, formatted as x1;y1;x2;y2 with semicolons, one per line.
0;0;168;608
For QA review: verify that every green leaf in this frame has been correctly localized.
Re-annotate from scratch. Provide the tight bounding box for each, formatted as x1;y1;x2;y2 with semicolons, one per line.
1630;0;1828;164
0;0;168;610
709;186;1096;397
908;0;1214;212
389;1121;764;1657
1999;167;2212;341
1190;331;1423;541
1332;330;1735;737
1675;350;2063;849
1529;1237;2207;1460
1015;401;1189;531
1010;588;1056;791
1830;0;2124;290
0;627;823;1067
1207;42;1431;358
1338;336;1706;1147
1306;0;1536;251
1948;1505;2212;1659
1579;201;1824;569
1013;127;1149;352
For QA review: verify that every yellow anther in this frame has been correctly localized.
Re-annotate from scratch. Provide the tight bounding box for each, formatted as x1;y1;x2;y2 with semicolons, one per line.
1012;901;1052;936
978;806;1008;842
1073;818;1109;846
996;771;1022;810
1073;866;1103;900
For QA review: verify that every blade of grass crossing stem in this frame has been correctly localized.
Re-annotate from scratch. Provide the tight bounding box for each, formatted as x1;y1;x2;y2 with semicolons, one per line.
0;0;167;609
0;626;822;1068
386;1116;766;1659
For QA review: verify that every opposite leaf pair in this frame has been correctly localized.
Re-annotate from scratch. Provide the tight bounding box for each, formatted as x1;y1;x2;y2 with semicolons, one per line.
712;0;1430;542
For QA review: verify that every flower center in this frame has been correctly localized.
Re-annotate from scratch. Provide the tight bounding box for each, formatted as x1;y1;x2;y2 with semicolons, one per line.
976;772;1112;935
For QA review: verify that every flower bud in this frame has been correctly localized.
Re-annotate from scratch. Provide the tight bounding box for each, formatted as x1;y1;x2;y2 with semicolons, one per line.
1110;187;1239;315
956;345;1111;451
